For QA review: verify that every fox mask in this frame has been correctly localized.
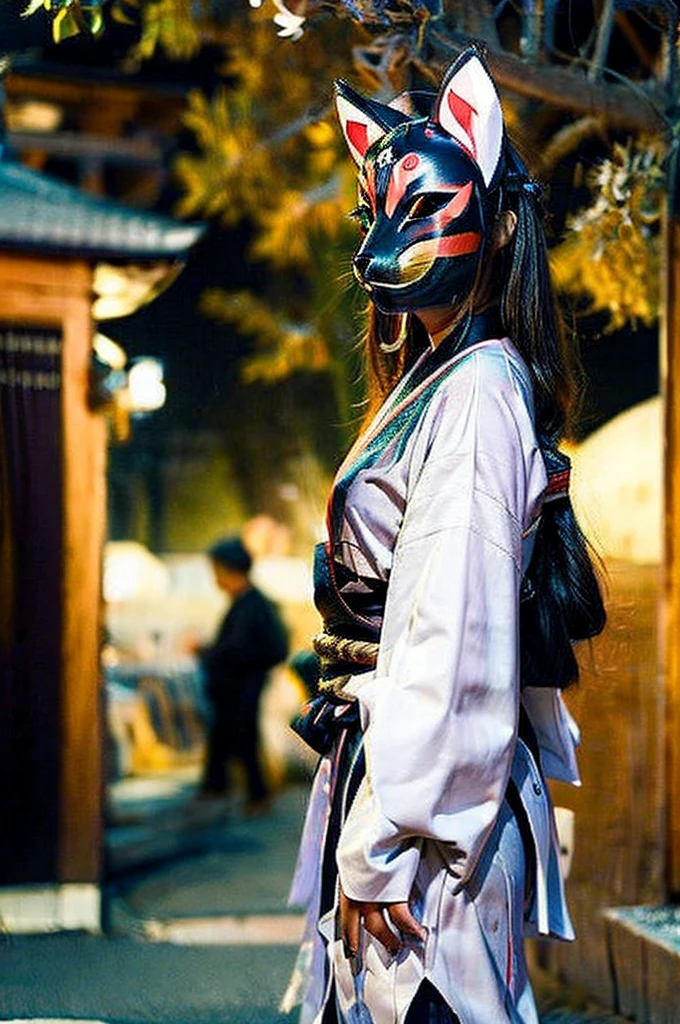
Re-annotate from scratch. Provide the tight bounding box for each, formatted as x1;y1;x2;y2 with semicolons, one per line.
336;49;506;314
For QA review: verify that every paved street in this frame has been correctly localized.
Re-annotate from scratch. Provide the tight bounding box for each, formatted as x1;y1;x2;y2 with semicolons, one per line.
0;772;631;1024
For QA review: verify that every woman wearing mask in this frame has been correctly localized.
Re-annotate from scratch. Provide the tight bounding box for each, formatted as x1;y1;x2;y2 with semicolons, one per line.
285;48;605;1024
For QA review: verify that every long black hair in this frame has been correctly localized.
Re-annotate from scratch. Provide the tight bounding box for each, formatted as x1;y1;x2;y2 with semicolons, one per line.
502;144;606;688
361;141;606;689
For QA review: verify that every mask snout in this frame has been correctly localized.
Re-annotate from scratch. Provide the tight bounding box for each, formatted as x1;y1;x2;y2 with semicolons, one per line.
353;252;374;282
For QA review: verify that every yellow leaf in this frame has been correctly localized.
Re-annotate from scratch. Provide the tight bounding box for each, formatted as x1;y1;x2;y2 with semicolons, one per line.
53;6;82;41
87;6;105;35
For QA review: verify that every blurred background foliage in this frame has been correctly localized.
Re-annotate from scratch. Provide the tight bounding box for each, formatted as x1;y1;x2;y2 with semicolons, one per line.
551;137;666;331
9;0;677;549
20;0;675;353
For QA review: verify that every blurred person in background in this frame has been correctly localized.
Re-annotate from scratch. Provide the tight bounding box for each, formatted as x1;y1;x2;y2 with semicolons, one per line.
197;535;289;813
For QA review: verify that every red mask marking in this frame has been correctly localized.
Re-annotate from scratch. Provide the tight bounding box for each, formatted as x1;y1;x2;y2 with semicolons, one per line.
361;163;377;210
436;231;481;257
447;92;477;158
385;152;422;219
347;120;369;158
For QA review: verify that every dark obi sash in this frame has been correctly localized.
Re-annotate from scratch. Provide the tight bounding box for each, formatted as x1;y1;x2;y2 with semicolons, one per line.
291;542;382;756
290;693;360;757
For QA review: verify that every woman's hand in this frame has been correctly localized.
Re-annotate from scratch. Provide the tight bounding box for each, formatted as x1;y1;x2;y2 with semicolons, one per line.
339;888;427;959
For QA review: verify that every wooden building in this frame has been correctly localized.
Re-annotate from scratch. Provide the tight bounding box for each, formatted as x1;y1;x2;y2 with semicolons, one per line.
0;153;202;931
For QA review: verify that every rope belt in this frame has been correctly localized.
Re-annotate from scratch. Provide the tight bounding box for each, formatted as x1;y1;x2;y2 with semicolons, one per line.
312;631;379;701
312;631;379;667
291;630;379;754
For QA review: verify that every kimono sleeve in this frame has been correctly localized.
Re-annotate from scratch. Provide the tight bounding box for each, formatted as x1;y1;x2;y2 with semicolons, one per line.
336;351;541;904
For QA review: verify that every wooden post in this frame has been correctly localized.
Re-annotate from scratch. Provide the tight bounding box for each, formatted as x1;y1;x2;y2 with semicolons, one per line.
59;260;106;883
0;254;105;886
662;138;680;895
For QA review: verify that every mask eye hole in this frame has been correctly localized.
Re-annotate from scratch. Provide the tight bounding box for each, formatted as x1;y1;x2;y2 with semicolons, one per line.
406;192;454;222
349;204;373;235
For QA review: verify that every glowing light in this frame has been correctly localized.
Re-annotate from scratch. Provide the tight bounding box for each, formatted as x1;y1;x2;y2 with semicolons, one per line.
126;358;166;414
104;541;170;603
568;396;661;565
93;332;127;370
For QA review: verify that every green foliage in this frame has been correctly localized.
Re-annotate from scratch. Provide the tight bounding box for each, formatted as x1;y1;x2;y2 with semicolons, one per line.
172;6;366;400
200;288;330;383
22;0;202;54
128;0;201;60
22;0;106;41
175;88;271;223
21;0;671;363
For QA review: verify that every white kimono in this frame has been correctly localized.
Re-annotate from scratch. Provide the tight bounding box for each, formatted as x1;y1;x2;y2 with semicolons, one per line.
285;336;581;1024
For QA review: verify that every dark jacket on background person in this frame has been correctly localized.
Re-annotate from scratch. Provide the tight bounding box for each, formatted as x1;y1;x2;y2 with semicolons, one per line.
201;586;289;707
199;585;288;802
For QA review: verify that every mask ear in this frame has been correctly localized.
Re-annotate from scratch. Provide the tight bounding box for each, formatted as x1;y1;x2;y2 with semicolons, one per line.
431;49;504;188
335;79;410;165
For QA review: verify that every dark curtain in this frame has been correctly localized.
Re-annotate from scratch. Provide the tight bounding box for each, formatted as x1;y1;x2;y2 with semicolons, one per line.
0;324;63;884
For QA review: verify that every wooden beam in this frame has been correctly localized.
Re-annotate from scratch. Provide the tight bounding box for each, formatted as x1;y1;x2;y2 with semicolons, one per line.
6;129;166;168
662;143;680;896
0;254;91;298
4;68;188;144
5;68;188;107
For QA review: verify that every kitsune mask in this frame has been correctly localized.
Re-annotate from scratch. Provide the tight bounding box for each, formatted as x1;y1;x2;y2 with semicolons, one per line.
336;49;505;313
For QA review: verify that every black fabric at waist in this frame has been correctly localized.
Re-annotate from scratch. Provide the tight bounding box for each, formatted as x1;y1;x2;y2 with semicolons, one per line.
313;542;384;643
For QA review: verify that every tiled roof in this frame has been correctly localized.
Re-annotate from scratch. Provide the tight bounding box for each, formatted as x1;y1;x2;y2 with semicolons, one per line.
0;155;204;259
